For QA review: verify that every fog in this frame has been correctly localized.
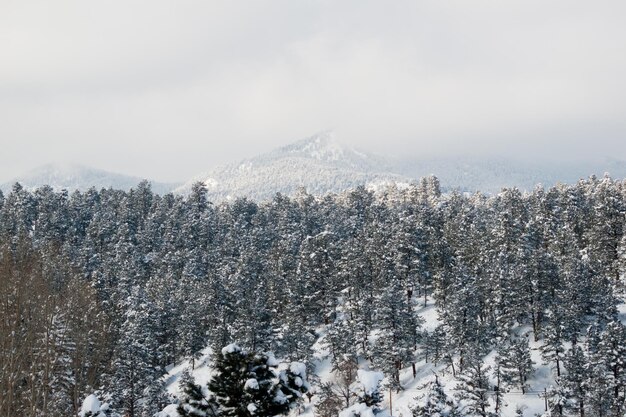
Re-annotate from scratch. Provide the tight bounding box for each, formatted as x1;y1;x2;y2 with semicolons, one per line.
1;0;625;182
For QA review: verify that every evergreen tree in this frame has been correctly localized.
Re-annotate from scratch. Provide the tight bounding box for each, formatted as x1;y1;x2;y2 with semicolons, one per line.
541;309;566;378
177;368;218;417
455;353;492;417
207;344;308;417
111;286;165;417
595;321;626;416
372;270;421;390
544;383;569;417
563;345;589;417
499;335;534;394
411;376;460;417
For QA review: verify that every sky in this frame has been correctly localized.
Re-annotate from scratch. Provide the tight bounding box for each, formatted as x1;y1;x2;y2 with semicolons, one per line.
1;0;625;183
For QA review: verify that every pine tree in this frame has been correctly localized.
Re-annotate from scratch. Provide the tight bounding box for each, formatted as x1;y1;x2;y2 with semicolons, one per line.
177;368;218;417
354;370;383;409
207;344;308;417
111;286;165;417
499;335;534;394
595;321;626;416
544;383;569;417
562;345;589;417
372;270;421;391
411;376;460;417
455;353;492;417
541;309;566;378
315;382;343;417
424;325;447;365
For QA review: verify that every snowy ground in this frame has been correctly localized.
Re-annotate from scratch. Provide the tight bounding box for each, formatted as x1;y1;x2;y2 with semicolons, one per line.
159;299;626;417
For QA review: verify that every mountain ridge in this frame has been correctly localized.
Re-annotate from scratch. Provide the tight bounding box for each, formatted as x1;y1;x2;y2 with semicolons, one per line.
0;163;180;195
4;134;626;199
174;131;409;200
177;132;626;200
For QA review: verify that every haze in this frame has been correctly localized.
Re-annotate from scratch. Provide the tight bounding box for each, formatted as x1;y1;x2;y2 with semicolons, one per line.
1;0;625;183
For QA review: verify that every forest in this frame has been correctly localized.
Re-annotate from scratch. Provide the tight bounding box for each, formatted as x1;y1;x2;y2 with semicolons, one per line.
1;174;626;417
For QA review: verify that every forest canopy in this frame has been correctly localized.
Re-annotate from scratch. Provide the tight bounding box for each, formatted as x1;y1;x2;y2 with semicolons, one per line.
1;175;625;416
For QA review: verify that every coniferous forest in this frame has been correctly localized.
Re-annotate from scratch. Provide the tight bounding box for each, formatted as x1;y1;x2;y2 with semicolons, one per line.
2;175;626;417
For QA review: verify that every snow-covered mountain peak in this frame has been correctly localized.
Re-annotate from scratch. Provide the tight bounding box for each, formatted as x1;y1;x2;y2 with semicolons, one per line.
174;131;406;200
268;131;388;174
281;131;346;162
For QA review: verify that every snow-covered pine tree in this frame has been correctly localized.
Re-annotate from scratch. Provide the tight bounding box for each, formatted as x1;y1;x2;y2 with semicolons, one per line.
544;383;568;417
372;267;421;391
499;335;534;394
207;344;308;417
595;321;626;416
562;344;589;417
177;368;218;417
541;308;566;378
454;352;492;417
411;376;460;417
111;286;165;417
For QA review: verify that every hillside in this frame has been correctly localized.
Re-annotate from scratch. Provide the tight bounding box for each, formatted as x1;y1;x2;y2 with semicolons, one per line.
6;135;626;201
175;131;409;201
156;301;555;417
0;163;180;194
397;156;626;194
4;175;626;417
178;132;626;200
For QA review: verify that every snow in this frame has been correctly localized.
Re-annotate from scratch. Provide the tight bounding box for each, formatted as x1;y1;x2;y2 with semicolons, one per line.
78;394;115;417
357;369;384;395
266;352;280;366
338;402;378;417
1;163;179;194
79;394;101;416
203;177;219;189
274;388;289;404
416;300;440;331
163;346;214;399
290;361;307;377
221;343;241;355
244;378;259;390
158;298;626;417
172;131;410;201
296;298;560;417
247;403;258;413
155;404;180;417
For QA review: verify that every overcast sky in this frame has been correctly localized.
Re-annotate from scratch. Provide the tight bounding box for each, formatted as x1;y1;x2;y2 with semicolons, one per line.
1;0;625;183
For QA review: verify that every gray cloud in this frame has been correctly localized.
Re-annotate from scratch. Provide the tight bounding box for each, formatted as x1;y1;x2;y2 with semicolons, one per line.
1;0;625;182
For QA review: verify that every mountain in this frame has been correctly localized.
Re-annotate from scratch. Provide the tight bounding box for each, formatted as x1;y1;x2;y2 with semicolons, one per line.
175;131;410;200
397;155;626;193
0;163;180;195
178;131;626;201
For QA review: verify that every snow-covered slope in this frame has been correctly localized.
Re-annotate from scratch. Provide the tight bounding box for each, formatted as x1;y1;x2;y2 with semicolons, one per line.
397;156;626;194
178;132;626;201
157;298;582;417
1;163;180;195
175;132;409;201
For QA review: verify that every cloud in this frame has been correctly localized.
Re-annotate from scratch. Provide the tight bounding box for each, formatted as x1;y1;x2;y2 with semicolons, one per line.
1;0;625;182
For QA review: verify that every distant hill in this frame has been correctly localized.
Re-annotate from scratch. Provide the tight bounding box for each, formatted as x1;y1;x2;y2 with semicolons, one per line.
0;163;179;195
175;131;411;200
4;136;626;200
178;132;626;200
396;155;626;193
